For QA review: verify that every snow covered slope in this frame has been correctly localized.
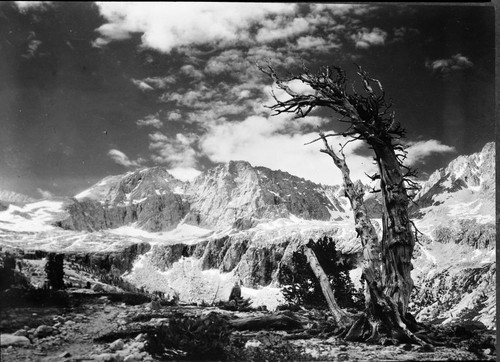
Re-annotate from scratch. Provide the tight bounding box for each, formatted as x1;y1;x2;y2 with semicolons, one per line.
411;142;495;227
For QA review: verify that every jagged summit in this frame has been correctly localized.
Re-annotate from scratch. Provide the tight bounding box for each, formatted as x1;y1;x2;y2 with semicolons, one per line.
66;160;349;232
183;160;348;230
411;141;495;223
74;166;185;205
7;142;492;233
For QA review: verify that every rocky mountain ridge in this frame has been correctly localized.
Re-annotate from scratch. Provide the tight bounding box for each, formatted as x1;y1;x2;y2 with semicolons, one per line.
410;142;495;222
61;160;353;232
0;142;495;329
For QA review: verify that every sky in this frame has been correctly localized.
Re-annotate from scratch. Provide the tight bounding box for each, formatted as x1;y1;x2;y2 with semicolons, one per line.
0;2;495;199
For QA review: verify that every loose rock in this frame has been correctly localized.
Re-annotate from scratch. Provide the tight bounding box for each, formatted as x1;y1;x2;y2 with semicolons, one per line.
33;325;54;338
0;334;31;347
110;338;125;351
13;329;28;337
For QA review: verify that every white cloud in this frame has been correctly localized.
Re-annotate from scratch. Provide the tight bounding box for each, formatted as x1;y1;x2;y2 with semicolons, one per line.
37;188;54;199
180;65;204;80
198;114;375;185
167;112;182;121
351;27;387;49
15;1;52;12
167;167;202;182
142;76;177;90
255;17;309;43
132;79;154;92
136;114;163;128
94;3;295;52
148;132;198;168
205;49;246;75
264;79;316;105
22;38;42;59
425;53;473;75
295;36;339;51
404;140;456;166
108;149;143;168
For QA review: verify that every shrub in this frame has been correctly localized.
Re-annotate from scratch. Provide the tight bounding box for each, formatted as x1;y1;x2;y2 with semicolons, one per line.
0;253;16;290
278;236;364;310
45;253;65;290
146;312;230;360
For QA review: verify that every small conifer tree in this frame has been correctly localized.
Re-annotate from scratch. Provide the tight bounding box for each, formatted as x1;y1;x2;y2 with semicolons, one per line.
279;237;364;310
45;253;65;290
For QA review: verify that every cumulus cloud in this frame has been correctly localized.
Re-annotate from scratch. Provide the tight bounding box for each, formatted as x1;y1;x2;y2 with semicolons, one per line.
108;149;143;168
21;34;43;60
265;79;316;104
141;76;177;90
404;140;456;166
205;49;245;75
131;79;154;92
94;3;295;52
136;114;163;128
167;167;202;182
37;188;54;199
148;132;198;168
392;27;420;43
180;65;204;80
425;54;473;75
294;36;340;52
197;114;377;185
15;1;52;12
167;112;182;121
255;17;309;43
350;27;387;49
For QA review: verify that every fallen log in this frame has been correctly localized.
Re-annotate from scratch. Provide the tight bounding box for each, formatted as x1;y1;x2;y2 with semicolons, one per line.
228;314;304;331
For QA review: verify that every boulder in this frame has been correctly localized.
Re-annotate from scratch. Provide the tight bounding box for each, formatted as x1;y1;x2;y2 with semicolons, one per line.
13;329;28;337
33;325;54;338
0;334;31;347
110;338;125;351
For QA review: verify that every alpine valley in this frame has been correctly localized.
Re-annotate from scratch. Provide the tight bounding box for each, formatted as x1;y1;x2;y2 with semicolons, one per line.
0;142;495;334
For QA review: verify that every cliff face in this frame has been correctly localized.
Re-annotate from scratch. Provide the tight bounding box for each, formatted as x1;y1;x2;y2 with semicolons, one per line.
61;161;349;232
183;161;348;230
410;142;495;223
0;143;495;326
60;167;189;232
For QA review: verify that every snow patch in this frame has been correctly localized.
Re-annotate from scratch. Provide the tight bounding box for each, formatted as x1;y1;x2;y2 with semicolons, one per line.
109;223;214;244
173;186;184;195
0;201;66;232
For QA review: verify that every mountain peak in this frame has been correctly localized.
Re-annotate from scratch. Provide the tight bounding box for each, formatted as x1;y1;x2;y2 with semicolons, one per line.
411;142;495;223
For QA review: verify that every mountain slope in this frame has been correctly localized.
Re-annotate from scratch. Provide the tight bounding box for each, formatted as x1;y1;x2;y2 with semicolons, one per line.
183;160;349;230
411;141;495;227
0;190;37;211
59;167;189;232
61;161;350;232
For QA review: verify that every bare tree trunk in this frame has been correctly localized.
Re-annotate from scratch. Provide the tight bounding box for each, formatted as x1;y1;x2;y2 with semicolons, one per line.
319;134;422;344
259;63;425;344
303;246;356;327
372;143;415;316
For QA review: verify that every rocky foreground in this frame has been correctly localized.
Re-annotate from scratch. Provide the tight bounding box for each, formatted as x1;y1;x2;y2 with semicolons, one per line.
0;289;496;362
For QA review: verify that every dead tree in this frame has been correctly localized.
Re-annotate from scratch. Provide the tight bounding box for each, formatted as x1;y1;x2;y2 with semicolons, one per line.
259;63;423;344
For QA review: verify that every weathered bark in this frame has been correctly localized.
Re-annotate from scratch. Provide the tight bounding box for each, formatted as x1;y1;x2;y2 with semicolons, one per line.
372;142;415;316
319;133;422;344
260;63;422;344
303;245;356;327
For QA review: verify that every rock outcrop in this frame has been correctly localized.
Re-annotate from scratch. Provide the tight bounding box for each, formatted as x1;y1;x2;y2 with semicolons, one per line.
410;142;495;220
61;161;349;232
432;219;495;250
183;161;348;230
59;167;189;232
412;262;495;329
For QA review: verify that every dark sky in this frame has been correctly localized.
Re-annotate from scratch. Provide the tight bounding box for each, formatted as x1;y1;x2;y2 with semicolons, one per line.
0;2;495;198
